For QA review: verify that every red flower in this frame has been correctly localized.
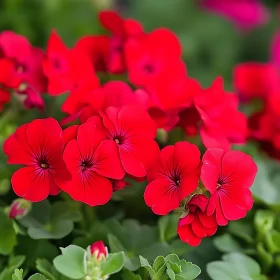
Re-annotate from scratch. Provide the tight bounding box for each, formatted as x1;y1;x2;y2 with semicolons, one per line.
0;31;32;62
43;30;95;95
177;194;218;246
90;241;108;260
62;117;125;206
201;148;257;225
233;63;279;102
194;77;247;150
75;35;110;72
144;142;201;215
0;58;21;111
111;178;130;192
100;105;159;178
61;77;101;119
125;28;183;87
3;118;71;202
0;31;47;109
99;10;143;73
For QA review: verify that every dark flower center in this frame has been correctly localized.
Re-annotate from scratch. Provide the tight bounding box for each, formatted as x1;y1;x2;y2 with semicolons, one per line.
80;160;93;171
16;64;26;73
143;64;154;74
40;162;49;169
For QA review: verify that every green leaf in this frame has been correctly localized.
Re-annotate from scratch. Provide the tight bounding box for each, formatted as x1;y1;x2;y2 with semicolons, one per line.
28;274;48;280
158;214;178;242
254;210;275;237
53;245;86;279
213;234;243;253
207;253;265;280
256;243;273;273
36;259;61;280
15;236;59;269
153;256;165;272
0;255;26;280
207;261;237;280
139;256;156;279
19;200;80;240
178;260;201;280
0;208;17;255
121;270;142;280
106;219;170;271
28;220;73;239
265;230;280;254
101;252;125;276
12;269;23;280
9;255;26;269
251;159;280;210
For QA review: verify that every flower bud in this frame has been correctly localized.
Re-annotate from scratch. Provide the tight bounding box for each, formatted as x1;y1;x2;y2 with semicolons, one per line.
8;199;31;219
90;241;108;261
85;241;109;280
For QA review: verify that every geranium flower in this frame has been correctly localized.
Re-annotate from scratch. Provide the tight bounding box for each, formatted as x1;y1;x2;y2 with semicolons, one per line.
177;194;218;246
62;116;125;206
125;28;184;87
99;10;143;73
201;148;258;225
233;62;279;102
43;30;95;95
0;58;21;111
194;77;247;150
200;0;269;30
144;142;201;215
99;105;160;178
3;118;71;201
75;35;110;72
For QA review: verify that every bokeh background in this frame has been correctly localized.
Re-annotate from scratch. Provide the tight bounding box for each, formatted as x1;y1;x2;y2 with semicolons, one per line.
0;0;278;89
0;1;280;279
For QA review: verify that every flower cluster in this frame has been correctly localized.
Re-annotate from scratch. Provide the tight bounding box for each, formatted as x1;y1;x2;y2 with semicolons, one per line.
233;27;280;159
3;10;258;246
0;31;47;111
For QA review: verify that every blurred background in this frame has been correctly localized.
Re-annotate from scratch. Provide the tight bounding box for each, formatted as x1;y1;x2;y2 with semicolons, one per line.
0;0;278;89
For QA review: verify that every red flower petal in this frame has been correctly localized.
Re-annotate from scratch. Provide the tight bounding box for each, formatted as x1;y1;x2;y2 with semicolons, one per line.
11;167;50;202
144;178;180;215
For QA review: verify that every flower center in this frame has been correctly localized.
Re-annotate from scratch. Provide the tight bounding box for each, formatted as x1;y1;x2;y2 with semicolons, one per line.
114;138;120;144
143;64;154;74
81;160;92;171
40;162;49;169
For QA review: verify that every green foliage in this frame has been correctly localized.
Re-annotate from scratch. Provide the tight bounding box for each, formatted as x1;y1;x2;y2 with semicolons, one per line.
18;200;82;239
12;269;23;280
101;252;125;276
140;254;201;280
53;245;87;279
0;208;17;255
0;256;25;280
106;219;170;271
207;253;267;280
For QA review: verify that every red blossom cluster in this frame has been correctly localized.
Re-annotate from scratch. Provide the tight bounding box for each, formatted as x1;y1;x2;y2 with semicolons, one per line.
0;31;47;111
234;62;280;158
3;10;258;246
